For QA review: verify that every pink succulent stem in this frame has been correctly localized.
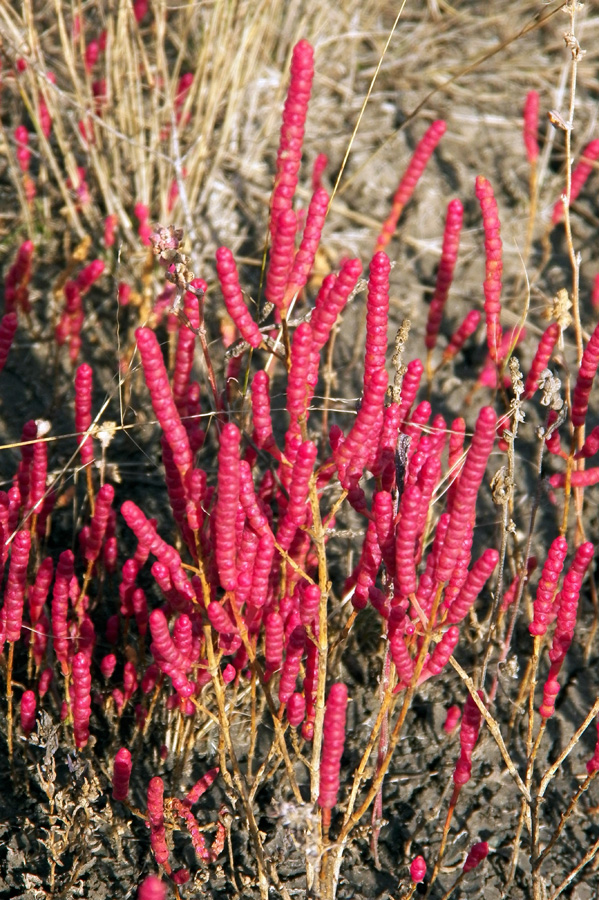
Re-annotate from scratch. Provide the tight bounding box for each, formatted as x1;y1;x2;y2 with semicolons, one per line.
52;550;74;674
335;366;388;479
442;309;481;364
112;748;133;801
410;856;427;883
436;406;496;585
136;327;193;480
286;322;314;430
523;91;540;165
547;541;594;668
214;423;241;591
251;370;280;459
375;120;446;252
572;318;599;428
147;776;170;868
17;419;37;509
85;483;114;564
549;469;599;488
264;611;285;678
318;682;348;811
453;690;484;785
121;501;183;578
394;485;423;598
72;651;92;748
20;690;36;735
149;609;189;672
310;259;362;350
271;40;314;235
372;490;395;576
28;556;53;625
216;248;263;347
420;625;460;681
426;199;464;353
475;175;503;362
364;252;391;386
524;322;561;398
390;629;415;683
444;548;499;624
351;521;382;610
5;240;34;315
278;621;305;704
575;425;599;461
0;312;18;373
138;876;167;900
276;440;317;551
312;153;328;191
74;363;94;467
266;209;297;311
398;359;423;424
4;530;31;643
552;139;599;225
286;187;329;301
172;281;203;410
463;841;489;872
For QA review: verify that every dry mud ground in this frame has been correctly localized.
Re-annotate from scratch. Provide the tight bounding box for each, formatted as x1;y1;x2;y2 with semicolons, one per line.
2;1;599;899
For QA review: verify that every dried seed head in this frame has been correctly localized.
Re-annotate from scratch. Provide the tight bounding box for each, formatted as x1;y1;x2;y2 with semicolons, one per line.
551;288;572;329
538;369;564;411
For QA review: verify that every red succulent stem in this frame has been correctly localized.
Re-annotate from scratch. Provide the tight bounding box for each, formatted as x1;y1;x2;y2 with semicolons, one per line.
266;210;297;312
74;363;94;468
28;555;53;625
394;485;423;599
442;309;481;365
475;175;503;362
575;426;599;461
286;186;329;299
214;423;241;592
398;359;423;424
375;120;446;252
216;248;263;347
436;406;496;585
318;682;348;813
264;611;285;679
425;199;464;354
453;690;484;785
251;370;280;459
136;327;193;481
572;318;599;428
310;259;362;350
523;91;540;165
84;483;114;564
0;312;18;373
3;530;31;644
463;841;489;872
147;776;170;869
552;139;599;225
524;322;561;398
112;748;132;801
286;322;314;432
351;520;382;610
549;469;599;488
278;621;305;704
335;366;388;479
364;252;391;386
20;690;36;736
444;548;499;624
271;40;314;234
72;651;92;748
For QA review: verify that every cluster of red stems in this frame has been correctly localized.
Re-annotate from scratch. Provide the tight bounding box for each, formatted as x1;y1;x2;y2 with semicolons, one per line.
4;24;599;899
